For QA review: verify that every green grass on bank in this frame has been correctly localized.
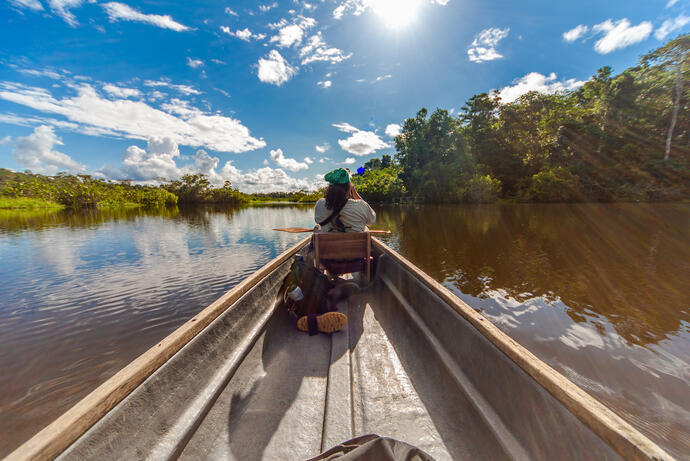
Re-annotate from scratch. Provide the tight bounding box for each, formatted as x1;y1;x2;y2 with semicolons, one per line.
0;196;65;210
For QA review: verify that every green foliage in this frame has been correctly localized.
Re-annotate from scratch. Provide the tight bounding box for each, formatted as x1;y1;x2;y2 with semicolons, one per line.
376;35;689;203
461;174;502;203
524;167;582;202
0;169;178;208
352;165;405;202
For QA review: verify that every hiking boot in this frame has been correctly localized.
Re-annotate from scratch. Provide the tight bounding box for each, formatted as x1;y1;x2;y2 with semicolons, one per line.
297;312;348;334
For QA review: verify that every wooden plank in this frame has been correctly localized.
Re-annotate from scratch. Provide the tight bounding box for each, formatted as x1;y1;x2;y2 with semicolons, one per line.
7;237;311;461
371;238;673;461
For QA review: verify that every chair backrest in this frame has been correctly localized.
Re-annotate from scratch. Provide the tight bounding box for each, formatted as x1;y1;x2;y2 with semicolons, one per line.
313;232;371;282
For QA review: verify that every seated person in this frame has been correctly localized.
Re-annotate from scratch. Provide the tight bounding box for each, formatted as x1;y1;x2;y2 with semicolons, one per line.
286;169;376;335
314;168;376;232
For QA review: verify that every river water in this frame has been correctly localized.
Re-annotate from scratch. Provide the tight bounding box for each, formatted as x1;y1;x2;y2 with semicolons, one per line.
0;203;688;458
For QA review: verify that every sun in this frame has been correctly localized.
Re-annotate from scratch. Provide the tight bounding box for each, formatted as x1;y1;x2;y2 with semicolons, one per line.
368;0;422;29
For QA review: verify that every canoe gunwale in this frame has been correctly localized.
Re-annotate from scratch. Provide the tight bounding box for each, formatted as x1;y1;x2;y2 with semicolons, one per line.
6;237;311;461
371;237;673;461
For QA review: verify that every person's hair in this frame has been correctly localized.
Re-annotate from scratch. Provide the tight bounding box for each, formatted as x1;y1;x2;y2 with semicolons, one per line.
325;182;349;210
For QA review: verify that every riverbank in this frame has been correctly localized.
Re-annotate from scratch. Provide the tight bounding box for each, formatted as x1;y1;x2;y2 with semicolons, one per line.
0;197;65;210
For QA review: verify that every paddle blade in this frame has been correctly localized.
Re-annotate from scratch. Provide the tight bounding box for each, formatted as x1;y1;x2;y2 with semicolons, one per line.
273;227;314;233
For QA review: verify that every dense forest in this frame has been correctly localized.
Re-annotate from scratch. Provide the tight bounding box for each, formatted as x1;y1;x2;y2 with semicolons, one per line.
355;36;689;202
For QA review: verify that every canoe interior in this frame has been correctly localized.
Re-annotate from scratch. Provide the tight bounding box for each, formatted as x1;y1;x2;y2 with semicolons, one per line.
57;242;626;461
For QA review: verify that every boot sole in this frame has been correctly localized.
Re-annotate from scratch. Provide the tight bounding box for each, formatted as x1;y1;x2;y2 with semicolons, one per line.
297;312;348;334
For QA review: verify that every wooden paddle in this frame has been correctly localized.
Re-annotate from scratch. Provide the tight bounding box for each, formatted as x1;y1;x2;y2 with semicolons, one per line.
273;227;391;234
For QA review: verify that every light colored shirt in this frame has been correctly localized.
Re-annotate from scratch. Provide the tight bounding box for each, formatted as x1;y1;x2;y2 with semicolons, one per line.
314;198;376;232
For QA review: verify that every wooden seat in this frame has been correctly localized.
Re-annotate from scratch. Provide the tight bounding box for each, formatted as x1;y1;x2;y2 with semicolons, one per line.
312;232;372;283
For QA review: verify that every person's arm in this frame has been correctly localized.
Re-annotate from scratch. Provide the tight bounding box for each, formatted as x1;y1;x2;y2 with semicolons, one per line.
349;184;375;225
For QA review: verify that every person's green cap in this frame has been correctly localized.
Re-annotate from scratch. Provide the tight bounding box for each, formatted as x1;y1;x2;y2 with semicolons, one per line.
324;168;350;184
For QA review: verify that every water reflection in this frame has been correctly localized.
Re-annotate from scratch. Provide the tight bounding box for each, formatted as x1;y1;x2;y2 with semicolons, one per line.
0;204;313;456
376;203;690;458
0;203;688;458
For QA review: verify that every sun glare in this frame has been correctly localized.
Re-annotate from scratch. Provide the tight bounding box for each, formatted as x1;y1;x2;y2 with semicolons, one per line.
369;0;422;29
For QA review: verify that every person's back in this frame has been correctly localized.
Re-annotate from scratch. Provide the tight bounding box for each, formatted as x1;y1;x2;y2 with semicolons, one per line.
314;197;375;232
314;168;375;232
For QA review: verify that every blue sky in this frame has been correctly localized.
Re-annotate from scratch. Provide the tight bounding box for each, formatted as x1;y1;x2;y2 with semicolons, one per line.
1;0;688;191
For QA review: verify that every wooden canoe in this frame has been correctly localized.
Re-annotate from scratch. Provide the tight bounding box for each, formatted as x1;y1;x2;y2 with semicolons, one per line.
7;237;673;461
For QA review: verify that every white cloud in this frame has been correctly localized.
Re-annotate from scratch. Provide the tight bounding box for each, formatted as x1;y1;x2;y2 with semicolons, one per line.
143;79;201;95
269;148;310;171
666;0;678;7
222;163;317;192
221;26;266;41
299;32;352;65
385;123;401;137
468;27;509;62
225;7;238;16
318;157;330;163
375;74;392;82
563;24;589;42
102;84;141;98
332;122;359;133
12;125;85;174
315;142;330;153
259;2;278;12
592;19;652;54
333;0;367;19
333;122;389;156
343;157;355;164
271;24;305;47
0;81;265;153
257;50;297;86
119;137;181;180
186;57;204;68
102;2;191;32
496;72;586;103
9;0;44;11
17;68;63;79
655;14;690;40
47;0;83;27
304;156;313;164
317;80;332;88
0;135;12;145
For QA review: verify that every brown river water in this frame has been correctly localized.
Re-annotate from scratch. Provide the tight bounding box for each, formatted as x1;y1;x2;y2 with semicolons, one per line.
0;203;688;458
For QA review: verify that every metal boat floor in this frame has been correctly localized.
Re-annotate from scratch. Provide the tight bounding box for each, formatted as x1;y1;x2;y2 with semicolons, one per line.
179;291;504;461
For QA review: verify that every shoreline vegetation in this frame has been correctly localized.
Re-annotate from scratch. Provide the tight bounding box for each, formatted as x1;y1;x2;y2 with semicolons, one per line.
1;37;687;210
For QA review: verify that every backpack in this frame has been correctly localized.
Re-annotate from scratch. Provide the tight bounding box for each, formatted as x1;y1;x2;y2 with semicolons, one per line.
281;254;334;318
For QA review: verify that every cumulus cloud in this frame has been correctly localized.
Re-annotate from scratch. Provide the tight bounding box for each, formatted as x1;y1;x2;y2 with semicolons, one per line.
655;14;690;40
225;7;238;16
257;50;297;86
343;157;355;164
271;24;306;47
385;123;401;137
269;16;316;48
9;0;44;11
220;26;266;41
299;32;352;65
315;142;330;153
375;74;392;82
119;137;181;180
102;2;191;32
47;0;83;27
592;19;652;54
317;80;332;88
563;24;589;42
186;57;204;68
102;84;141;98
0;81;265;152
496;72;586;103
304;156;313;164
468;27;509;63
12;125;85;174
270;148;310;171
333;122;389;156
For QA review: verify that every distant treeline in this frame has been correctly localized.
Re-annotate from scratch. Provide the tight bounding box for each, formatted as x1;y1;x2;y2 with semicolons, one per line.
0;170;323;209
353;35;689;203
